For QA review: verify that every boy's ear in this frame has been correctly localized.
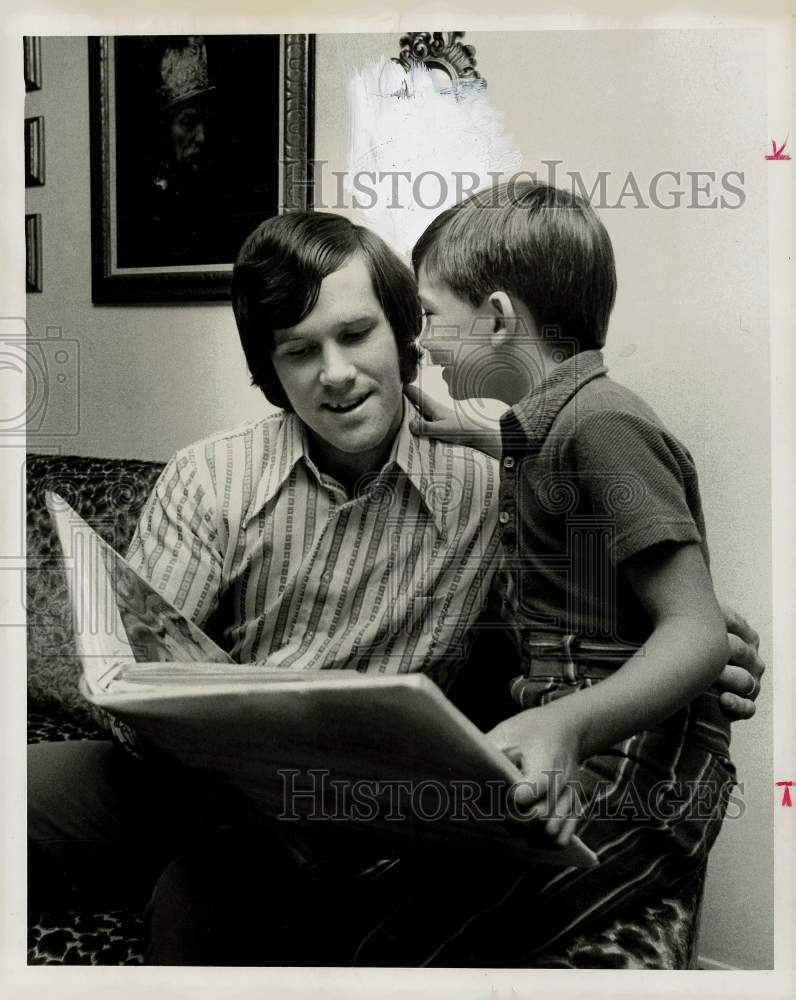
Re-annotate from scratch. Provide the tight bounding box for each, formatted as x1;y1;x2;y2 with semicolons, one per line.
487;291;519;348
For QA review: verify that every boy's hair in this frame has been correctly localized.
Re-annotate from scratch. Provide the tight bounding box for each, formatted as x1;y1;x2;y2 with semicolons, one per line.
412;181;617;351
232;211;422;411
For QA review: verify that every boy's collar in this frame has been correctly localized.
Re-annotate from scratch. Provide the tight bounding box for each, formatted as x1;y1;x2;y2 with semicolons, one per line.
501;349;608;452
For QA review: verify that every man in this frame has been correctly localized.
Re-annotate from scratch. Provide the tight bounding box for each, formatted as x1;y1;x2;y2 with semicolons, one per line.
121;36;228;268
28;210;764;966
126;210;501;685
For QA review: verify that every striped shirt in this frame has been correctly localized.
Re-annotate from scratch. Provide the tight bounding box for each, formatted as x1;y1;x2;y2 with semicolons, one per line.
126;403;502;692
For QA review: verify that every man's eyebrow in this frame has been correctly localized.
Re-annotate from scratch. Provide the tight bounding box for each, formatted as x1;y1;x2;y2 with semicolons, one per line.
272;329;305;347
272;313;379;347
338;311;379;326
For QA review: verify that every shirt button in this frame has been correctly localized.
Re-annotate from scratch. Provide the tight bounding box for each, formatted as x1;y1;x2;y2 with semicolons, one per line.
503;456;515;469
321;571;332;583
499;511;511;524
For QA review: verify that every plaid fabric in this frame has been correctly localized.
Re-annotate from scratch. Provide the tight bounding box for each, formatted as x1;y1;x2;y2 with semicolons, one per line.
509;648;731;759
343;740;734;967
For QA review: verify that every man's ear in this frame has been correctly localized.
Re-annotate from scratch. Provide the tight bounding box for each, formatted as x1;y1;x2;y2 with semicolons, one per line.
487;291;519;348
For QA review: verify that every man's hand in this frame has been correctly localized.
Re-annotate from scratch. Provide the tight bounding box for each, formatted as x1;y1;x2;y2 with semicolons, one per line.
404;384;504;459
487;704;584;848
716;604;766;720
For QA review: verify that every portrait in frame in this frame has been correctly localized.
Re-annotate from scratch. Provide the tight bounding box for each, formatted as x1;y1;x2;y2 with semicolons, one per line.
88;34;314;303
24;115;45;187
25;213;42;292
23;36;42;91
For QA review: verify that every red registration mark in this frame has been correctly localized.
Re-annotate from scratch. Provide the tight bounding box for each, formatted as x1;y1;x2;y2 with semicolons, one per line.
765;137;791;161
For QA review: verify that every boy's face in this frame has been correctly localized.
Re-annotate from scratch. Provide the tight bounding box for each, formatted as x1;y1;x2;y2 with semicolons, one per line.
416;265;493;400
417;264;534;404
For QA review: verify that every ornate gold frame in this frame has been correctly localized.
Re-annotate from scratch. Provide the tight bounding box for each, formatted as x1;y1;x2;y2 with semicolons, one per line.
394;32;484;87
88;35;315;304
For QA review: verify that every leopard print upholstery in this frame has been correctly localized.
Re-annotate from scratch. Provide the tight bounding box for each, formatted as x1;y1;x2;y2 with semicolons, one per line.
27;710;106;745
28;909;146;966
533;885;703;969
25;453;703;967
26;454;164;724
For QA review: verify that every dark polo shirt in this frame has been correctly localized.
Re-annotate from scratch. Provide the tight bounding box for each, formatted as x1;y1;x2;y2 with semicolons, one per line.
499;348;709;647
498;349;729;756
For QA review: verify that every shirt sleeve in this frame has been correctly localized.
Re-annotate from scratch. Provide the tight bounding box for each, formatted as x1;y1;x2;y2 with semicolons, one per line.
562;409;704;566
125;451;223;628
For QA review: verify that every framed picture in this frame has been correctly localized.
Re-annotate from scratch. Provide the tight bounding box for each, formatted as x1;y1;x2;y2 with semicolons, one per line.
25;214;42;292
24;37;42;91
88;35;315;304
25;116;45;186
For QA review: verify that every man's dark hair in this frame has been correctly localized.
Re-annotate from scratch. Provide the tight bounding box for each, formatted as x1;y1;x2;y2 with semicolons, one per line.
412;181;617;351
232;211;422;411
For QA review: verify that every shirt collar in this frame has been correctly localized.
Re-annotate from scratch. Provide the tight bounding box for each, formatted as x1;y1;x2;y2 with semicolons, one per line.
245;413;308;524
501;349;608;453
245;402;449;537
392;399;450;539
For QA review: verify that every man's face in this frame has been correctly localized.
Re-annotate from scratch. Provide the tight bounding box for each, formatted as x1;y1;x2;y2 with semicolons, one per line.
417;264;493;400
170;104;206;170
271;255;405;476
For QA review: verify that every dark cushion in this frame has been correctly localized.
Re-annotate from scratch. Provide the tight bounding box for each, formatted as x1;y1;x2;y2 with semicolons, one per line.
26;454;164;723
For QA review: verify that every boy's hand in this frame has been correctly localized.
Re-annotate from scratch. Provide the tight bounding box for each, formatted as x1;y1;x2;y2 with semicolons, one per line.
404;384;504;459
487;706;584;848
716;603;766;720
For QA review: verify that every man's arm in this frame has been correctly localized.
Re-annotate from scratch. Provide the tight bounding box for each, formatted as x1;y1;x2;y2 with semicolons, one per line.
126;452;223;629
716;604;766;720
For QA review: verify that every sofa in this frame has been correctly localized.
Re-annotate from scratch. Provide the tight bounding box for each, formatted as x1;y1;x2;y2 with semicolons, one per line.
26;452;705;967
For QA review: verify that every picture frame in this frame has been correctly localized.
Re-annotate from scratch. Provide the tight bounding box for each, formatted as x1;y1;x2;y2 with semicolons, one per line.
25;213;42;292
24;36;42;91
24;116;45;187
88;34;315;304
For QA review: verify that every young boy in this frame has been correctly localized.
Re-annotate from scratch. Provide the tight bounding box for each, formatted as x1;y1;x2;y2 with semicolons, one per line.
403;180;737;956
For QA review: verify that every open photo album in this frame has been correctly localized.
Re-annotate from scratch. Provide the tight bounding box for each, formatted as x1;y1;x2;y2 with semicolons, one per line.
48;490;597;868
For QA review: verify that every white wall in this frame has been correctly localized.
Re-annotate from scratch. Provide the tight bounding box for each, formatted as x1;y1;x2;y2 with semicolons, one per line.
25;30;773;968
23;36;267;462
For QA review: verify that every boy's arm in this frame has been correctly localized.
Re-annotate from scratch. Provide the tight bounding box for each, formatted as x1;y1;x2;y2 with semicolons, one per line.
408;380;767;719
404;384;505;459
557;540;728;756
488;540;729;845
